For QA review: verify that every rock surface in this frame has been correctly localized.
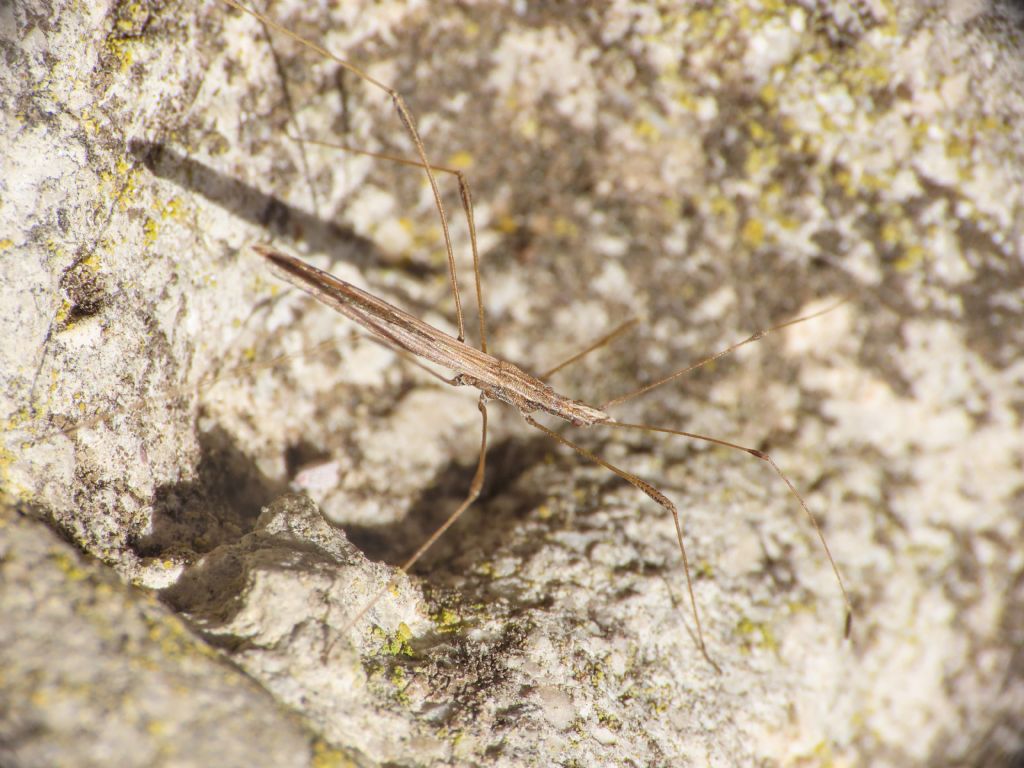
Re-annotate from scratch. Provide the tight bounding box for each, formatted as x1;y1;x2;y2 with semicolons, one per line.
2;0;1023;766
0;507;328;768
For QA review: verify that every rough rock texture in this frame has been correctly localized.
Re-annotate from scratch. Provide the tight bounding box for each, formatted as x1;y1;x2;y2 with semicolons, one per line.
0;506;326;768
2;0;1023;766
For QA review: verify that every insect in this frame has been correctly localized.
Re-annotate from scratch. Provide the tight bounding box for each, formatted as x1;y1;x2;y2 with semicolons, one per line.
212;0;854;668
12;1;852;672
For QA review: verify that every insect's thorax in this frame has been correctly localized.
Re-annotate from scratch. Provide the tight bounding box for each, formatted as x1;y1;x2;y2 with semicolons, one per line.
454;361;610;427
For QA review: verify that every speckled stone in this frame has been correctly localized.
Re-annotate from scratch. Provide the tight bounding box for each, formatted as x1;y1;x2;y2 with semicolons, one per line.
2;1;1022;765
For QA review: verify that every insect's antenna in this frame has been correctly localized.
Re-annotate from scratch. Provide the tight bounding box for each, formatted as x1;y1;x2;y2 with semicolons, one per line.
290;137;489;354
601;299;850;410
539;318;639;380
524;415;721;672
219;0;468;343
604;420;853;638
257;21;320;215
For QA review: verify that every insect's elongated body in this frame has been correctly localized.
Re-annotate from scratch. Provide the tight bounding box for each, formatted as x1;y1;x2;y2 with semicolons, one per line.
261;247;611;427
258;243;851;667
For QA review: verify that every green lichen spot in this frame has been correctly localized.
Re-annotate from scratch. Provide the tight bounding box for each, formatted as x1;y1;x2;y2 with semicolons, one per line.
893;244;926;272
595;707;622;731
390;666;411;705
431;607;462;634
143;218;158;245
447;150;474;170
50;550;88;582
312;741;361;768
161;197;184;220
376;622;415;657
741;217;766;249
736;617;779;653
106;37;134;72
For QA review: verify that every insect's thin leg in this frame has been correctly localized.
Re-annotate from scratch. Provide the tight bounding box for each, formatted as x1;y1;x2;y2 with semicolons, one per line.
523;415;720;672
331;396;489;643
604;420;853;638
257;18;319;215
602;299;850;409
219;0;468;343
293;137;489;353
350;329;469;388
538;318;639;380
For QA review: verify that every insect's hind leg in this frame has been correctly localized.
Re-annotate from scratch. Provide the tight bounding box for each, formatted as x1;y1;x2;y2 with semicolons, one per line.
523;415;721;672
603;419;854;639
333;395;489;639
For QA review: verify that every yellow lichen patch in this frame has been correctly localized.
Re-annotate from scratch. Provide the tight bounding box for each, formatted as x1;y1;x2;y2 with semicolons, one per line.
375;622;415;657
632;118;661;142
115;2;145;30
804;740;837;768
976;114;1010;134
946;134;970;161
880;219;902;247
143;218;158;246
747;119;769;144
0;239;12;251
105;37;135;72
552;216;579;239
595;707;622;731
893;243;926;272
736;617;779;653
741;217;766;249
54;297;73;326
145;720;166;736
100;157;142;212
833;168;856;198
0;445;19;501
161;197;184;220
50;550;89;582
390;666;411;705
446;150;474;170
859;172;887;192
786;599;816;617
430;607;462;634
688;8;711;35
146;615;218;660
777;214;800;231
517;116;539;140
709;193;734;218
495;214;518;234
745;144;779;176
76;253;102;277
312;741;361;768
